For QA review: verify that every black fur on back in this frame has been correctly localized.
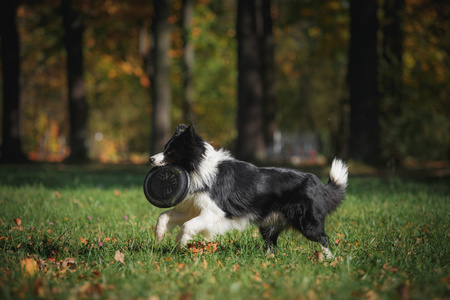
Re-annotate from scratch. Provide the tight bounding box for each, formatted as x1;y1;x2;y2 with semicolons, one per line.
206;158;346;249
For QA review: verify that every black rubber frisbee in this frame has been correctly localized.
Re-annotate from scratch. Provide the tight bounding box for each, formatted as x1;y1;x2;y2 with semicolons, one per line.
143;165;190;208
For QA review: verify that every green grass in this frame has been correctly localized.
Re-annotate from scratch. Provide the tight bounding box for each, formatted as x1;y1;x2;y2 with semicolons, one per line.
0;164;449;299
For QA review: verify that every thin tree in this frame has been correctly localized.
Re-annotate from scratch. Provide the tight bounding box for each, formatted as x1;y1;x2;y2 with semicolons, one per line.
0;0;29;163
382;0;404;99
262;0;276;146
381;0;405;163
347;0;380;163
150;0;172;154
182;0;195;123
236;0;271;161
62;0;89;162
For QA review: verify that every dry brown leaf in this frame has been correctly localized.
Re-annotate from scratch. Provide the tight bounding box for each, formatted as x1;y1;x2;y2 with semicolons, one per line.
315;251;324;263
78;282;94;297
33;277;45;297
62;257;76;269
114;250;124;264
365;290;378;300
14;218;22;226
253;271;261;282
92;270;101;278
21;257;38;276
177;263;186;271
216;259;224;268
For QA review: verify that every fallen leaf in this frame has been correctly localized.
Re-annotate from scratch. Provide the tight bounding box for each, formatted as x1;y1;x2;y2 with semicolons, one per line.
177;263;186;271
180;292;193;300
54;191;61;197
330;259;339;267
216;259;224;268
78;282;94;297
397;284;410;300
92;270;101;278
14;218;22;226
365;290;378;300
253;271;261;282
203;259;207;270
315;251;324;262
61;257;76;269
114;250;124;264
206;242;218;252
21;257;38;276
33;277;45;297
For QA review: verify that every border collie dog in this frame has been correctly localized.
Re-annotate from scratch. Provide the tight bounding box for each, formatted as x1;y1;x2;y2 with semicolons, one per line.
150;124;348;257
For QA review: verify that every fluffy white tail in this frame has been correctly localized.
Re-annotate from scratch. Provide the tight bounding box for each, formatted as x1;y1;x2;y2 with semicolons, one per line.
329;158;348;187
326;158;348;213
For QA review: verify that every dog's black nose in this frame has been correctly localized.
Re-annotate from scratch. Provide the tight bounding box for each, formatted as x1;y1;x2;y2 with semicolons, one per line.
149;157;155;163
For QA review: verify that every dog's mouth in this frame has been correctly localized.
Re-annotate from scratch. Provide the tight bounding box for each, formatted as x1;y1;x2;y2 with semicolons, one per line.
149;153;167;166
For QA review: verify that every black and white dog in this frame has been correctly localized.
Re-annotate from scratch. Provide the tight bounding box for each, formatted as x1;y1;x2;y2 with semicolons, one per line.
149;124;348;257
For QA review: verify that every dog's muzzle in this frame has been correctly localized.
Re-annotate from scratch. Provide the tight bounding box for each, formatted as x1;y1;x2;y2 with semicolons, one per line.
149;153;166;166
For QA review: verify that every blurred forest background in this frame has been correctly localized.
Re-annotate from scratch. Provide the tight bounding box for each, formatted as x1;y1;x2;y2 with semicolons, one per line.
0;0;449;166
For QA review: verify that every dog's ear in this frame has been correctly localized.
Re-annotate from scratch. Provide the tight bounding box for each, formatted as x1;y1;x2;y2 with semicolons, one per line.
175;124;188;135
180;124;197;141
188;123;195;133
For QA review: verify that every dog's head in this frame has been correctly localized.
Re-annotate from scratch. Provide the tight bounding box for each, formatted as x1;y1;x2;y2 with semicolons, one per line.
149;124;205;172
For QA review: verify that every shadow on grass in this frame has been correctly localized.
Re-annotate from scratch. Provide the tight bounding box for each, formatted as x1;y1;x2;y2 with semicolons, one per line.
0;163;152;189
0;161;448;194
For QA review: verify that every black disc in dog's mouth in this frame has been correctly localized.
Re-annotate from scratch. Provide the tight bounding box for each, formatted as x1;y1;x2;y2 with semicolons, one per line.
143;165;190;208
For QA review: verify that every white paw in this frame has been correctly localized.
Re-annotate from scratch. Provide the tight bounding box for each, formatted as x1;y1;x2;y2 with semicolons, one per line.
155;226;166;242
322;246;334;259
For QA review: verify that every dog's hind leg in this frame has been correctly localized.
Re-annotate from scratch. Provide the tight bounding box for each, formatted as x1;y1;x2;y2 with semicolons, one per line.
293;218;334;258
176;214;214;248
259;226;284;252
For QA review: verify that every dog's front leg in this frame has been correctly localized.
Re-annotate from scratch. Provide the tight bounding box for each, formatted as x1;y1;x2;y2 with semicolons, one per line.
155;210;188;242
155;211;171;242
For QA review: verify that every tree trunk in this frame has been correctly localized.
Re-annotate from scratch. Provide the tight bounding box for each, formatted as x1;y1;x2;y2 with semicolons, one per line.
182;0;195;124
151;0;172;154
236;0;267;162
62;0;89;163
0;0;29;163
262;0;276;146
381;0;404;163
347;0;380;163
382;0;404;95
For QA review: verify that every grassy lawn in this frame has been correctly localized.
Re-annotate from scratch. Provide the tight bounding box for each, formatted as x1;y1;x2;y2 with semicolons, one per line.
0;164;449;299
